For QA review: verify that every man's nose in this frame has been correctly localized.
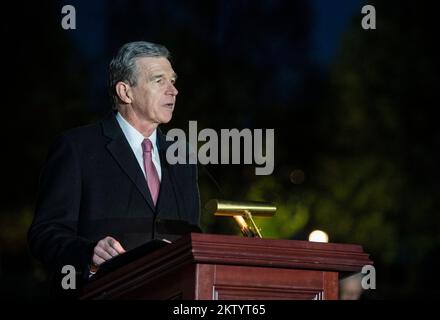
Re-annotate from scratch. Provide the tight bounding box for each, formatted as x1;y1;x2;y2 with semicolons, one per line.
166;82;178;96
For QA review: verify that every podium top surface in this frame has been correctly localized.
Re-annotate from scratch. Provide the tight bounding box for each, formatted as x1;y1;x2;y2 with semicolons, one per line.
183;233;372;271
83;233;372;297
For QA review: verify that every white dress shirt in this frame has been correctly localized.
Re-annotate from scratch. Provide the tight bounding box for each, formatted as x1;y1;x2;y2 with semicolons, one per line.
116;112;162;181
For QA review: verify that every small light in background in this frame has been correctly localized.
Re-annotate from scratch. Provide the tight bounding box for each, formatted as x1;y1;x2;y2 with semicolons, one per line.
290;169;305;184
308;230;329;243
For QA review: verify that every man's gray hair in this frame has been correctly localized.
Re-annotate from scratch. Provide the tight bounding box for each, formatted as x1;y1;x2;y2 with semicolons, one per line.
109;41;170;108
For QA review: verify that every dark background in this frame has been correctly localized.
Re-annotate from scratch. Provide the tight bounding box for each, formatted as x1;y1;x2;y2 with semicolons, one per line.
0;0;438;299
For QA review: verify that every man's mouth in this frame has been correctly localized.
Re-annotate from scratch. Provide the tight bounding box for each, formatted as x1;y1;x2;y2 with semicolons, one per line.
163;103;174;110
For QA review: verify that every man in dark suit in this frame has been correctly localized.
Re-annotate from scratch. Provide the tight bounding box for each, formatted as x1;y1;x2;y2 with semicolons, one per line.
28;41;200;294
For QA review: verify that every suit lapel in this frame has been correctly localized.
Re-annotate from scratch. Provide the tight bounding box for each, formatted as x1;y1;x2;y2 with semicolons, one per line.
101;112;156;212
156;129;185;219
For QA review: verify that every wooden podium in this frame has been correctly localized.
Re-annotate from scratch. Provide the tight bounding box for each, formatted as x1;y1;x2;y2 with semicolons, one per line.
81;233;372;300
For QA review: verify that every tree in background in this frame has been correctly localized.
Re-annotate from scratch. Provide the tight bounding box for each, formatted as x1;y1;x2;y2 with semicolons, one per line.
243;0;439;299
305;0;439;298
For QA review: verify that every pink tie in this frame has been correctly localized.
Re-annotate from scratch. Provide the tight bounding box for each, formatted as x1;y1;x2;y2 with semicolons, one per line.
142;139;160;205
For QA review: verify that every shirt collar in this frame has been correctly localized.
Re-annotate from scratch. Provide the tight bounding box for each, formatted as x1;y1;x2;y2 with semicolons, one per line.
116;112;157;151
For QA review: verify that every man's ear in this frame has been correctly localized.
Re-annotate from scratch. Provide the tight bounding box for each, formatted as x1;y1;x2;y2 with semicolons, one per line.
115;82;133;104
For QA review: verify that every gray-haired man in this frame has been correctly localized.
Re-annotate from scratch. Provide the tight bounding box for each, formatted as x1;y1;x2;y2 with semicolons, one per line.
28;41;201;297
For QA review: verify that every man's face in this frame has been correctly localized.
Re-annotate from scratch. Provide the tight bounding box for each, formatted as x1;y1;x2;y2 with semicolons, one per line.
129;56;178;125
